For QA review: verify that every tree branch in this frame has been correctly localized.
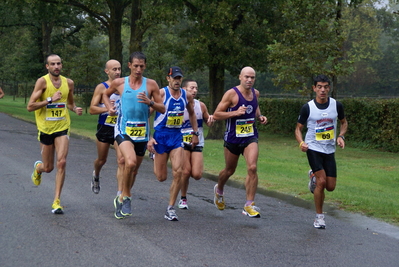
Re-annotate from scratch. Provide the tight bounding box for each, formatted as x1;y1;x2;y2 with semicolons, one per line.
39;0;110;27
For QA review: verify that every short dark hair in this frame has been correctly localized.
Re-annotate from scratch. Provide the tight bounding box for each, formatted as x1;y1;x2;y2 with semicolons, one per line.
313;74;331;86
182;79;196;88
46;54;60;64
129;51;146;63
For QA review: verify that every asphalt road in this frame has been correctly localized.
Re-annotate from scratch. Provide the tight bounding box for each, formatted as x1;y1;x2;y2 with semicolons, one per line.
1;112;398;267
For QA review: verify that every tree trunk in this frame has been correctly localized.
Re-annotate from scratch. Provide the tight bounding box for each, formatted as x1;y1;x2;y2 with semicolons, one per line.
206;64;225;140
129;0;143;53
332;0;342;99
107;1;125;63
41;21;53;60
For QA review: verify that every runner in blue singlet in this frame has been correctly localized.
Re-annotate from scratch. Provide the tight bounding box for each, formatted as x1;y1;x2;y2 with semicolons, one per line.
147;66;200;221
89;59;122;195
103;52;165;220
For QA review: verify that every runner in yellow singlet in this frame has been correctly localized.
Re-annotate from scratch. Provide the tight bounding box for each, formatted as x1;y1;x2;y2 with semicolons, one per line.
27;54;83;214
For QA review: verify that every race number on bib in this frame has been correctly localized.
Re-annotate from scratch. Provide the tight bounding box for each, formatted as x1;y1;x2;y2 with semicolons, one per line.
182;128;193;144
315;125;334;141
104;115;117;126
235;118;255;137
46;103;66;121
166;111;184;128
126;121;146;141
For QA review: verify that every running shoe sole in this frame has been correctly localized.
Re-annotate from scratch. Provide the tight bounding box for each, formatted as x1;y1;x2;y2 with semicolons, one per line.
52;208;64;214
164;208;178;221
164;214;178;221
314;224;326;229
242;209;261;218
113;196;125;219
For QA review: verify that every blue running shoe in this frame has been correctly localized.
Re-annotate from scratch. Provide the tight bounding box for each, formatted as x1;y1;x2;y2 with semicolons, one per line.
121;196;132;217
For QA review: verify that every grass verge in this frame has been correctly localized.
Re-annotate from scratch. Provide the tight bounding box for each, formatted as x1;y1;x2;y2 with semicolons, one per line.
1;95;398;226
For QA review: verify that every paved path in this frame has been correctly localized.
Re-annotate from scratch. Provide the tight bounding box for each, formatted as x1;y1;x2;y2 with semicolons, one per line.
0;112;398;267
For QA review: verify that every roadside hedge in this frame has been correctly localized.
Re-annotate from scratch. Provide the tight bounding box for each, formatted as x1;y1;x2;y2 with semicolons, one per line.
257;98;399;152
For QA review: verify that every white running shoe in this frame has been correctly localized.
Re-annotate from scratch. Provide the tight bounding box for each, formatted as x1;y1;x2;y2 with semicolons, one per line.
313;214;326;229
178;199;188;209
164;207;178;221
308;169;316;194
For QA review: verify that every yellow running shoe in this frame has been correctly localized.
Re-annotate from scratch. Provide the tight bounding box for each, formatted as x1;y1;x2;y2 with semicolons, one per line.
213;184;225;210
31;161;43;186
242;202;261;218
51;199;64;214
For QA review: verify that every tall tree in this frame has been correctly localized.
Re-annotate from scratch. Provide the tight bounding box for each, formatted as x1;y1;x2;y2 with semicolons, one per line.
0;0;85;80
41;0;132;63
174;0;279;139
337;0;382;96
267;0;372;98
128;0;179;54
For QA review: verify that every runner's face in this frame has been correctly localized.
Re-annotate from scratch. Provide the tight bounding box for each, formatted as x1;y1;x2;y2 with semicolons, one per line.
313;82;330;102
128;58;146;78
106;62;121;80
46;56;62;77
239;69;255;90
167;76;182;91
184;81;198;97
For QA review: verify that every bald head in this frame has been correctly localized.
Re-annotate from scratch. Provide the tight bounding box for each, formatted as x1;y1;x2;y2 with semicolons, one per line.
240;66;256;76
239;66;256;90
105;59;121;81
105;59;120;70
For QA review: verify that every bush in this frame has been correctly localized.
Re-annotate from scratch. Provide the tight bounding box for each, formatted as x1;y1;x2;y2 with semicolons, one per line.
258;98;399;152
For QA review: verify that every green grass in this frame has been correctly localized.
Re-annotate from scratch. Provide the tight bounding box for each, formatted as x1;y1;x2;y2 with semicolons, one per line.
2;95;399;226
0;96;98;140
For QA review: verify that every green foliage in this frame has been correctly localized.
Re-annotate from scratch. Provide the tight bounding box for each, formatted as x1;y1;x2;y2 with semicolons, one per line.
258;97;399;153
142;24;180;87
1;0;399;101
268;0;350;93
342;98;399;152
76;92;94;109
268;0;381;96
179;0;274;74
258;98;305;134
337;0;383;94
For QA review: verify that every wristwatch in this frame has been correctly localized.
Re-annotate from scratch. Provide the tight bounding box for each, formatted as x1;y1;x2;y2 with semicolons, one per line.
192;131;200;136
47;97;52;104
